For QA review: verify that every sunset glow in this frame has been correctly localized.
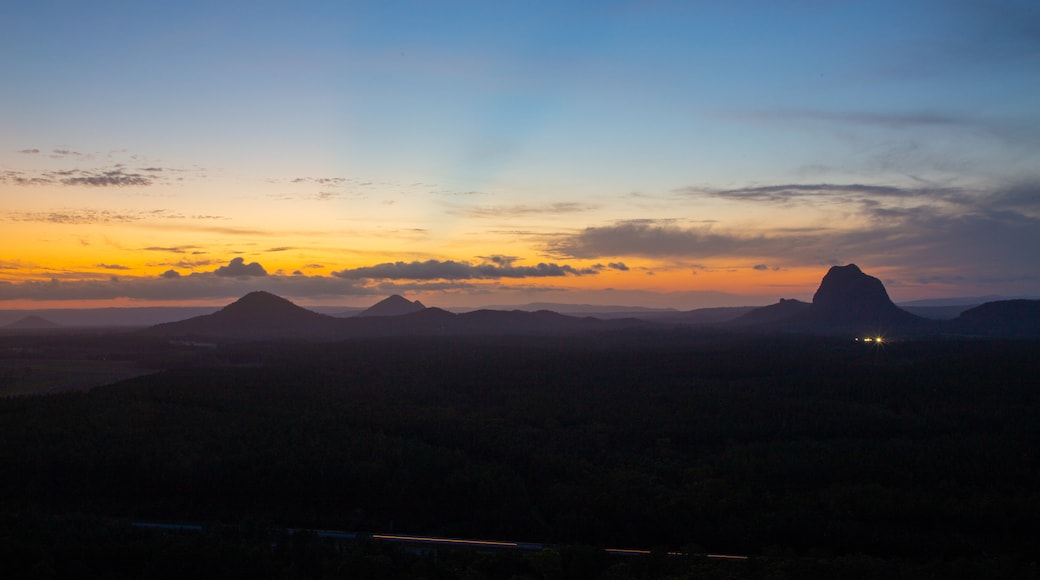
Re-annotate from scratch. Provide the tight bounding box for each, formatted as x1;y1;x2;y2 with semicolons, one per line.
3;1;1038;309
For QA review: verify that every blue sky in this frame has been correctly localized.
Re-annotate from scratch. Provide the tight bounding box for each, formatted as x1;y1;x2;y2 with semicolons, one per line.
1;1;1038;307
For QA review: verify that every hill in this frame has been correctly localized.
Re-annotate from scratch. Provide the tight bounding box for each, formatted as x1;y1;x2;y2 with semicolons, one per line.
949;299;1040;337
142;293;651;341
356;294;426;317
4;315;60;329
731;298;811;327
143;291;341;339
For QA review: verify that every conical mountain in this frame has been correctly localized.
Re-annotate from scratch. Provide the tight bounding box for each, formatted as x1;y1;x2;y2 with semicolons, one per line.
144;291;339;339
5;315;59;329
356;295;426;317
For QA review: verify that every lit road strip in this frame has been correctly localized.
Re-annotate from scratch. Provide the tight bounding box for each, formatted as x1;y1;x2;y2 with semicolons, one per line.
134;521;748;560
372;533;520;548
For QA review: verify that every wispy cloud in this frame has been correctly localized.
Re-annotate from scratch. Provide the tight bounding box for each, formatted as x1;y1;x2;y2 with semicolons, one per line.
449;202;597;218
142;246;202;254
679;183;965;205
291;177;348;186
9;209;142;224
732;109;966;130
61;168;152;187
5;207;230;225
96;263;131;270
0;272;371;302
1;170;54;186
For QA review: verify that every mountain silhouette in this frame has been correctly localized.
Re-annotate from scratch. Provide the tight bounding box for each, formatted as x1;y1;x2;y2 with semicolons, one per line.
143;291;340;339
356;295;426;317
120;266;1040;341
142;292;650;341
5;315;59;329
731;264;924;334
949;299;1040;337
730;298;810;327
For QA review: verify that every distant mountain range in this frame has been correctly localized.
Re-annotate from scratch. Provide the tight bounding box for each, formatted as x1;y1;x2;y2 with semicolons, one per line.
4;265;1038;339
141;291;653;341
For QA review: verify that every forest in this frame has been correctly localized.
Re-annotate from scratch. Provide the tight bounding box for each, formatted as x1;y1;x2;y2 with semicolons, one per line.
1;329;1038;578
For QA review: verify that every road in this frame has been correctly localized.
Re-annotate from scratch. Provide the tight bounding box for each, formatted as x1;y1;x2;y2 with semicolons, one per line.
133;522;748;560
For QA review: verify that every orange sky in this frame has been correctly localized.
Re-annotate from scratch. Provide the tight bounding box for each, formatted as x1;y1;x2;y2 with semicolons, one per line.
3;2;1039;309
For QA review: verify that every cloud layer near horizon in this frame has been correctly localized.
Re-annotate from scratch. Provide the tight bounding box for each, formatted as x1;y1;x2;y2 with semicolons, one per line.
1;176;1039;304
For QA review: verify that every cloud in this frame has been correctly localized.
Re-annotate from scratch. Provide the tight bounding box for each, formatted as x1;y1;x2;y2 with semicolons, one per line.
680;183;963;205
214;257;268;277
96;263;131;270
9;209;142;224
0;272;371;302
142;246;201;254
168;258;217;269
477;254;518;267
1;171;54;186
550;179;1040;292
548;220;783;259
0;260;35;270
18;148;40;154
291;177;347;186
61;168;152;187
450;202;598;218
332;258;599;280
310;192;340;201
734;109;965;130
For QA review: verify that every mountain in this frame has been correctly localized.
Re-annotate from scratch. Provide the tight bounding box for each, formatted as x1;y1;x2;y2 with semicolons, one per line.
356;295;426;317
4;315;60;329
143;291;340;339
730;264;925;334
731;299;811;327
808;264;909;323
141;292;651;341
949;299;1040;337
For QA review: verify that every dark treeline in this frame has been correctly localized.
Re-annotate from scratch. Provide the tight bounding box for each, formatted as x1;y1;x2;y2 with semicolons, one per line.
1;331;1038;577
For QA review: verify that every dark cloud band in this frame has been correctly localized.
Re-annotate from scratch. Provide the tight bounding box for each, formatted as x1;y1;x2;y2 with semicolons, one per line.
333;259;599;280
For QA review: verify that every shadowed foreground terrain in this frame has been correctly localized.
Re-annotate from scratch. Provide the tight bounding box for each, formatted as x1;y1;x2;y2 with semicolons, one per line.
1;330;1038;578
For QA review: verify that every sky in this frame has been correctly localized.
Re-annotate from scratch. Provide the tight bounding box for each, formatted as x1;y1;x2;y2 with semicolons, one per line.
2;0;1038;309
